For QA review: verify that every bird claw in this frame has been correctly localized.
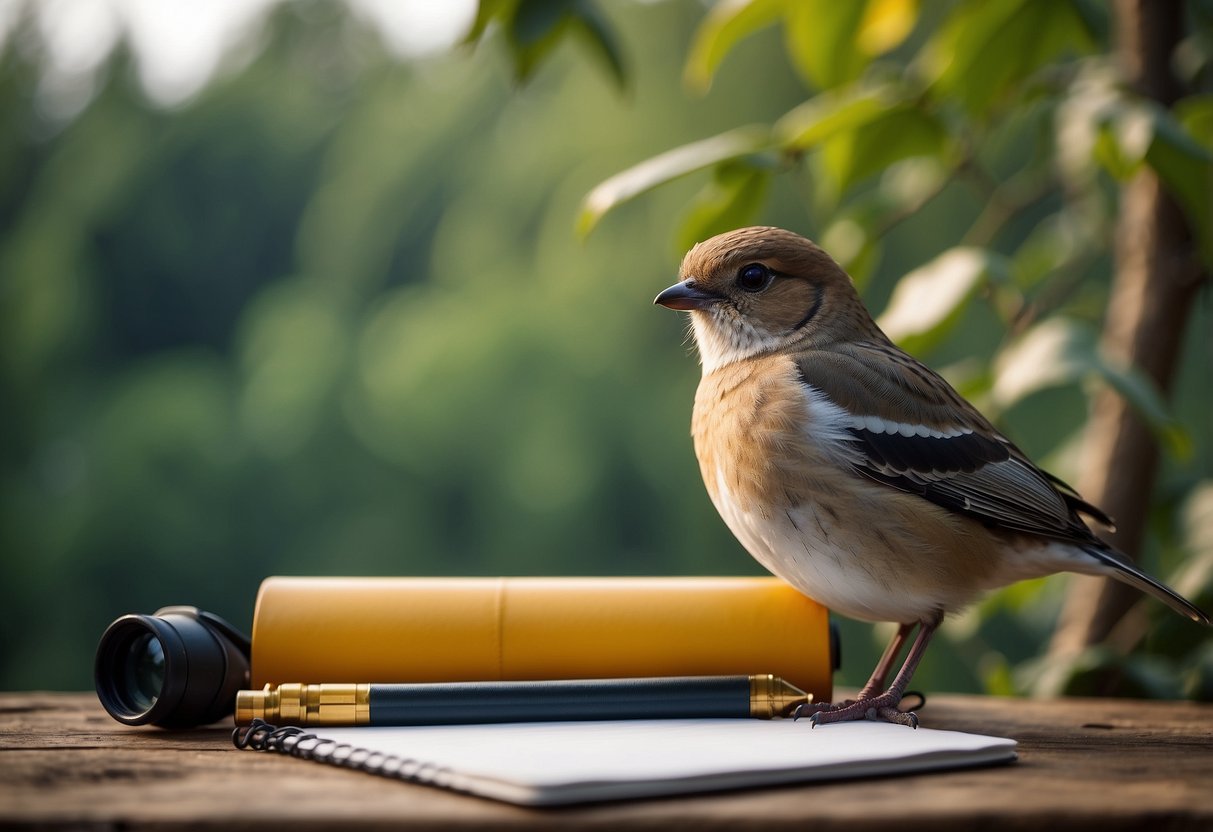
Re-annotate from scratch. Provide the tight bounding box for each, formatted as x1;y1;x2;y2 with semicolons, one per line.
801;692;920;728
877;706;918;728
792;699;856;721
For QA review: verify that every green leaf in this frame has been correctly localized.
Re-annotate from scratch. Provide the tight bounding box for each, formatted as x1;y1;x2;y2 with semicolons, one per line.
1093;97;1213;267
877;247;1004;354
577;125;773;237
1054;63;1123;185
821;218;883;288
675;161;772;254
1182;641;1213;702
1176;94;1213;151
775;81;906;151
991;318;1091;408
1011;212;1092;291
1092;104;1153;180
513;0;570;47
991;318;1190;457
571;0;627;91
925;0;1095;116
1142;111;1213;269
464;0;517;44
1174;482;1213;605
1049;648;1185;699
807;158;947;286
1095;360;1193;461
684;0;785;94
496;0;627;88
782;0;869;90
856;0;920;56
817;105;949;199
980;653;1017;697
684;0;906;94
507;0;574;82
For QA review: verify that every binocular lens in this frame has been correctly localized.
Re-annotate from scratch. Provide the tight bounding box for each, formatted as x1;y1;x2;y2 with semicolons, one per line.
95;607;250;729
120;632;165;713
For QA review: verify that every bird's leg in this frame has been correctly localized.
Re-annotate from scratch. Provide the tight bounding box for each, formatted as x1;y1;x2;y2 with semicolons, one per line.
796;622;915;719
855;622;915;700
809;613;941;728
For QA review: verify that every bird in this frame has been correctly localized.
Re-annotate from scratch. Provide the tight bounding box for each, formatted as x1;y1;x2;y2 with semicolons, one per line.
654;226;1210;727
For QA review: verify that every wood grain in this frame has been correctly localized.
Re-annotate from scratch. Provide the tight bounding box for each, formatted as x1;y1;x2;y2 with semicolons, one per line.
2;692;1211;830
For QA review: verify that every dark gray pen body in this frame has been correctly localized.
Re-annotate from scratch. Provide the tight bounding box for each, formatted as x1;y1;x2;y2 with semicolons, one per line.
369;676;752;725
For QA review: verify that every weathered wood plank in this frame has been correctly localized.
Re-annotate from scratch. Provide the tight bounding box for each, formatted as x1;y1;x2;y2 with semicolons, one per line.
1;692;1211;830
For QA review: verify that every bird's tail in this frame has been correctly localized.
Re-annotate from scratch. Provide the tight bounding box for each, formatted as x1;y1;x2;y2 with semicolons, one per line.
1083;545;1211;625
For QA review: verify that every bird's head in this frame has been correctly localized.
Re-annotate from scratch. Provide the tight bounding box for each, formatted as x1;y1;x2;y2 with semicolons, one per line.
654;226;877;373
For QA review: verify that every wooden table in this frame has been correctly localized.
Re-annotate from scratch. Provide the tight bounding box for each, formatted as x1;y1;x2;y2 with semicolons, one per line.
2;692;1211;830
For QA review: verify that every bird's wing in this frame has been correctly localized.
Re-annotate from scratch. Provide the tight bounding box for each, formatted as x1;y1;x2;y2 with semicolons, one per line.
794;342;1104;545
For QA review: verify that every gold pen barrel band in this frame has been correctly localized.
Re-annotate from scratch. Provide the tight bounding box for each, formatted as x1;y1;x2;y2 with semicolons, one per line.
235;683;371;726
748;674;810;719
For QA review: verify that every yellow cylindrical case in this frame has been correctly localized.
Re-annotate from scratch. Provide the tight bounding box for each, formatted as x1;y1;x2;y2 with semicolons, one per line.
251;576;832;702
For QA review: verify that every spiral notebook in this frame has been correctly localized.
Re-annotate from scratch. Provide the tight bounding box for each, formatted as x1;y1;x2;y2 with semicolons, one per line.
234;718;1016;806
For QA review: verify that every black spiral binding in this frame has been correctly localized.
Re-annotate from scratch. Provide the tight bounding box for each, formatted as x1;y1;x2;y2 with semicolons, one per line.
232;719;454;790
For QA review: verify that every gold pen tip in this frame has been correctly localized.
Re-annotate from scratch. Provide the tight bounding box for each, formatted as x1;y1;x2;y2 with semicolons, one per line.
749;674;810;719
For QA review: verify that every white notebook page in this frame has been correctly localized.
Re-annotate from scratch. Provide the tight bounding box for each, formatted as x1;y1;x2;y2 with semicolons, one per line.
294;719;1016;805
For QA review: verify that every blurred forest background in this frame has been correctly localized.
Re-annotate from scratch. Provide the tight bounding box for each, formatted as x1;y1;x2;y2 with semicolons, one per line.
1;0;1210;698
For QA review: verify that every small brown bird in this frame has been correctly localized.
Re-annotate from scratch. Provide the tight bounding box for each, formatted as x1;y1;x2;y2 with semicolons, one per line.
655;226;1210;727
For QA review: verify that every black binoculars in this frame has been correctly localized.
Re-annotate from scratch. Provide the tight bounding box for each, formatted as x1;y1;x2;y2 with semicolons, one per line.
94;606;250;729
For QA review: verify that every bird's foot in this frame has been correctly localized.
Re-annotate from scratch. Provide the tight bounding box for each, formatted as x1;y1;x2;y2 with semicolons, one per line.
792;699;855;717
794;691;919;728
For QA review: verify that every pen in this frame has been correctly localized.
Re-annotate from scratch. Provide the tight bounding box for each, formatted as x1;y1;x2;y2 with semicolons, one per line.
234;675;810;726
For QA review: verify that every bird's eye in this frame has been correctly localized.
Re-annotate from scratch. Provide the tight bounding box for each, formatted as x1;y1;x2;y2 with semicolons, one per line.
736;263;773;293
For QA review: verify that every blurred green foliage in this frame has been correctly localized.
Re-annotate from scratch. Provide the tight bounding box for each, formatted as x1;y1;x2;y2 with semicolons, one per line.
1;0;1210;698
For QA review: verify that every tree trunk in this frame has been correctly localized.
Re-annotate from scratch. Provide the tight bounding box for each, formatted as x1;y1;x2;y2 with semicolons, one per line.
1047;0;1204;672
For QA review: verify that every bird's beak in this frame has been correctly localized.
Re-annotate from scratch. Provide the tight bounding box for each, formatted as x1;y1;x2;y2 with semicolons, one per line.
654;280;721;311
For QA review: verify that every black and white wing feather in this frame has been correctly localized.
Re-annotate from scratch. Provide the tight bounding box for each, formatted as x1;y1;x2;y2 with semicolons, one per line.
796;343;1210;624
